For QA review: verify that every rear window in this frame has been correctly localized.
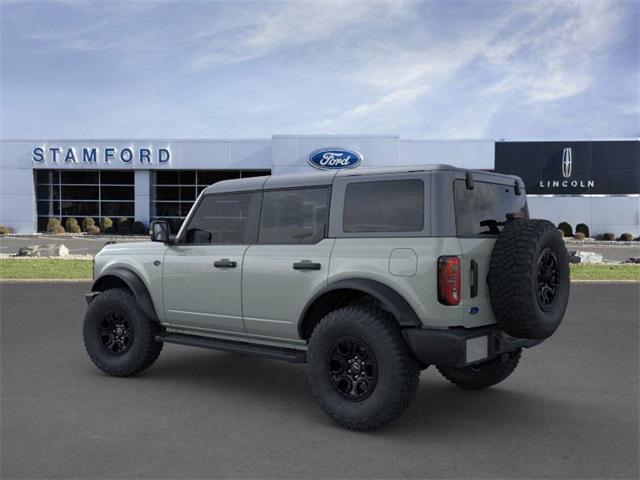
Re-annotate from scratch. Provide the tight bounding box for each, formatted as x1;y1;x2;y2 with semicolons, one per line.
343;179;424;233
454;180;528;236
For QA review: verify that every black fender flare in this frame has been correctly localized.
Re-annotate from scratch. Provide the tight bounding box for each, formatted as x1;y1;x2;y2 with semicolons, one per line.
298;278;422;337
91;267;159;321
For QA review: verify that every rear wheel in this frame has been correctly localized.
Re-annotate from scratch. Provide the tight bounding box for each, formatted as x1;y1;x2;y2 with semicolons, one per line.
307;305;420;431
83;288;163;376
437;349;521;390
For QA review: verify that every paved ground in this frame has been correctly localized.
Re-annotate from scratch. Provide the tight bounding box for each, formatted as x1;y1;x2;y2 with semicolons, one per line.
564;241;640;262
0;236;148;256
1;283;638;479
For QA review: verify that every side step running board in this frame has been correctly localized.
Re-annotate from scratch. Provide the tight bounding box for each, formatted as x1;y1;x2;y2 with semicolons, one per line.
156;332;306;364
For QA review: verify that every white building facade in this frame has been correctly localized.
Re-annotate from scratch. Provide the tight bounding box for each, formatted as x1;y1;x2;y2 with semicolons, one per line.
0;136;638;235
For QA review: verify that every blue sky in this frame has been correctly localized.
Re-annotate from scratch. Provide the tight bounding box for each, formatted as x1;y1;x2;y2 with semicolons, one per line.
1;0;638;140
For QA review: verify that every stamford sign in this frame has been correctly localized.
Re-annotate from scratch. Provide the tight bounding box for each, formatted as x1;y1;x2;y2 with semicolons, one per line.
308;147;362;170
32;146;171;165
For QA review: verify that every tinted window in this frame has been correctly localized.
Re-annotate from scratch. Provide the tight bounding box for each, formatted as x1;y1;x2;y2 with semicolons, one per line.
454;180;529;236
183;193;259;244
259;188;329;244
343;180;424;233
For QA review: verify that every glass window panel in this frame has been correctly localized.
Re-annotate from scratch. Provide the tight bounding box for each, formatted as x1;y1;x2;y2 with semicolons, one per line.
453;180;529;236
37;217;51;232
343;180;424;233
241;170;271;178
101;202;134;217
35;170;51;183
36;185;50;199
61;201;99;216
60;171;99;184
196;170;239;186
180;186;196;201
183;193;258;244
37;201;50;215
101;185;134;200
61;185;99;200
152;217;184;233
180;171;196;184
100;171;134;185
197;186;206;195
154;202;181;217
155;186;180;201
259;188;329;244
155;171;180;185
53;202;60;215
181;202;195;217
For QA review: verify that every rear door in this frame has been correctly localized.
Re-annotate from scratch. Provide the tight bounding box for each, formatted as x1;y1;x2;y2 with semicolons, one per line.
453;177;529;326
162;191;261;334
242;187;333;342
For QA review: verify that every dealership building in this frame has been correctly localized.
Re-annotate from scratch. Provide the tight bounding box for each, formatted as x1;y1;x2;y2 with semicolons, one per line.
0;136;638;235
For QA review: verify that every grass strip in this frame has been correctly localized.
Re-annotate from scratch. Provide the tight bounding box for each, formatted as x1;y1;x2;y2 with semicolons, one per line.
0;259;92;279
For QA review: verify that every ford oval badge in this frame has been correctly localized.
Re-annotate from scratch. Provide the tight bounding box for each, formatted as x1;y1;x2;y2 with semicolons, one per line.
307;148;362;170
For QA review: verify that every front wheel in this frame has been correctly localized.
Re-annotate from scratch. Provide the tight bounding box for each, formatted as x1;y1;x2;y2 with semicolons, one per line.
83;288;163;377
307;305;420;431
436;349;521;390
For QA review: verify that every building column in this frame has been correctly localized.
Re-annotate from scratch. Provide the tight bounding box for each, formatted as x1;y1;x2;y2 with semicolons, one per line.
134;170;151;226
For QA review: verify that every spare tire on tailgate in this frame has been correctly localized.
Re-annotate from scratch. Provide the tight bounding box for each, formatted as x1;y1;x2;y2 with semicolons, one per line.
488;219;569;340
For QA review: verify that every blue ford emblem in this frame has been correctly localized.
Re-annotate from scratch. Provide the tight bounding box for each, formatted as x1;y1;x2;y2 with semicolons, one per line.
307;148;362;170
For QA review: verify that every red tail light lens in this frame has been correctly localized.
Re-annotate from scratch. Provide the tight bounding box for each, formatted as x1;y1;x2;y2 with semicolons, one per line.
438;256;461;305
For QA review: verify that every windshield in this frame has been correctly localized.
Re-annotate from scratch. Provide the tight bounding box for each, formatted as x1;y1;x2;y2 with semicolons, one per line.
454;179;528;236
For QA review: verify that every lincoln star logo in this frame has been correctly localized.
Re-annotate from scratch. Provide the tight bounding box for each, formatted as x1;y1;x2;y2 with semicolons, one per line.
561;147;572;178
308;148;362;170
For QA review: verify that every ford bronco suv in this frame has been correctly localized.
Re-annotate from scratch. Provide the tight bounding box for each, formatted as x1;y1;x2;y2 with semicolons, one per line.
83;165;569;431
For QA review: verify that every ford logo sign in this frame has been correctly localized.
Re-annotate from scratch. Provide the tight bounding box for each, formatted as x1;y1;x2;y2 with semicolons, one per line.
308;148;362;170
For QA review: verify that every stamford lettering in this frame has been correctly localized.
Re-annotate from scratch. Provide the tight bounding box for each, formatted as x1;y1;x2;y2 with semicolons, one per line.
32;146;171;165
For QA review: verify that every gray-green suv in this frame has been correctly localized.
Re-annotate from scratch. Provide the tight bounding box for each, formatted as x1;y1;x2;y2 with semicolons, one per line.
83;165;570;431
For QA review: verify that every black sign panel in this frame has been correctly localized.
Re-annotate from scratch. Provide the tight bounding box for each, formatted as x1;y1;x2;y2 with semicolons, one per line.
495;141;640;194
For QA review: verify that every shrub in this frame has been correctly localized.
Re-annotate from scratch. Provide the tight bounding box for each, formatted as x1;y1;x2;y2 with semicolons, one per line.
557;229;564;238
557;222;573;237
101;217;114;233
117;217;132;235
598;232;615;241
0;224;13;234
82;217;96;232
65;217;81;234
46;218;62;233
618;233;634;242
575;223;590;238
86;225;101;235
573;232;586;240
132;221;146;235
50;225;66;235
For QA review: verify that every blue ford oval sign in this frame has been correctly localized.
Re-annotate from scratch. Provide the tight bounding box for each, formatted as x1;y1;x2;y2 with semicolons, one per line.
308;148;362;170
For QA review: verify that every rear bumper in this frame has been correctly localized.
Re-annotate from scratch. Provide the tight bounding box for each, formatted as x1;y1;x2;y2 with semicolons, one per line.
403;325;542;368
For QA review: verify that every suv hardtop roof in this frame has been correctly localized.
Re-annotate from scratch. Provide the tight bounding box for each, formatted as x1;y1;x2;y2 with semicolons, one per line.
202;164;521;194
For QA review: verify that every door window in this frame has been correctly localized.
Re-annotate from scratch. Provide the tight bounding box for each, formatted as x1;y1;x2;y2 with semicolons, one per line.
259;188;330;244
182;192;260;244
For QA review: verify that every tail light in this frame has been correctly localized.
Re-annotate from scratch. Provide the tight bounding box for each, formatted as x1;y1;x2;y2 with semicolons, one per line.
438;256;461;305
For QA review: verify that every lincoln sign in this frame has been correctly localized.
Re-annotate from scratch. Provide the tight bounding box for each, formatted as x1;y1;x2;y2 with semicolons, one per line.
495;140;639;195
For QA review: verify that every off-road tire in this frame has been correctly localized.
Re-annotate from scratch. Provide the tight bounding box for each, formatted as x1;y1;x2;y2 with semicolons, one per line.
488;219;569;339
83;288;163;376
437;349;521;390
307;305;420;431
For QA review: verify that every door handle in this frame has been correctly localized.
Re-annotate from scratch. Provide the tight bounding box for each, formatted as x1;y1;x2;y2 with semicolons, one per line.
214;258;237;268
293;260;321;270
470;259;478;298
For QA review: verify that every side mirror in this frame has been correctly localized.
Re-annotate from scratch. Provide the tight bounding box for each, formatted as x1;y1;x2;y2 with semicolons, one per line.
150;220;171;243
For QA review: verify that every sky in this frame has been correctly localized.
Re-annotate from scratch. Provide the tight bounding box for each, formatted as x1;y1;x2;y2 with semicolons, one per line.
1;0;638;140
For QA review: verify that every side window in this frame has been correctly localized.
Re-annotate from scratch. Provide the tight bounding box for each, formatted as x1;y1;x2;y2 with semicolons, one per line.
259;188;330;244
343;179;424;233
182;192;259;244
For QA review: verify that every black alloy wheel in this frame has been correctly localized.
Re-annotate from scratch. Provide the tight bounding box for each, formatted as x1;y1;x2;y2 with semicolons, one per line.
537;247;559;309
98;309;134;355
328;337;378;401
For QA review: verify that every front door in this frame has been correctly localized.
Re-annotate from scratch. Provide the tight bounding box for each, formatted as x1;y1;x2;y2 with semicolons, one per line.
242;187;332;341
162;191;261;334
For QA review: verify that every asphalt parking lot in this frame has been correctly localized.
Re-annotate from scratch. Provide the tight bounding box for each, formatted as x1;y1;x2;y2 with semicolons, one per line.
1;282;638;479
